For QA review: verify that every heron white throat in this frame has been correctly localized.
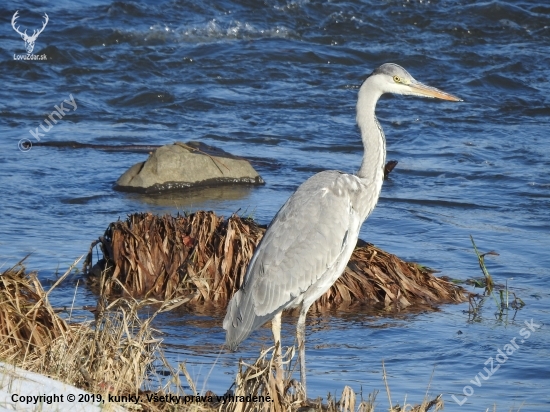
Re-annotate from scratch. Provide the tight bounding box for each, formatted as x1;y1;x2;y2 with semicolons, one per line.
223;63;461;398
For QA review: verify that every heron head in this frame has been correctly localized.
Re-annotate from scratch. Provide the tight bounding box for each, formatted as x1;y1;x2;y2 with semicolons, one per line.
369;63;462;102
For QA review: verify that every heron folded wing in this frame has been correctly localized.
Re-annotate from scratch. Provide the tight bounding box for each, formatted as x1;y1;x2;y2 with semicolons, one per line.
249;170;360;317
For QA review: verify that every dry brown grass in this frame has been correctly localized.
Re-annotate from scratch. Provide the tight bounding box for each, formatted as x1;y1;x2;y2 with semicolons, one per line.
0;258;189;399
0;258;73;364
84;211;467;312
217;345;444;412
85;211;262;302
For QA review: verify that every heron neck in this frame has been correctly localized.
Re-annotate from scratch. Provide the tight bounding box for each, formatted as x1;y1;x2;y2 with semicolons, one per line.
356;79;386;188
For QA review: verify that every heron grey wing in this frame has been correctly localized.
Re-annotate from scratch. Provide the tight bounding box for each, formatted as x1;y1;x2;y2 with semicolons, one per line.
248;171;356;317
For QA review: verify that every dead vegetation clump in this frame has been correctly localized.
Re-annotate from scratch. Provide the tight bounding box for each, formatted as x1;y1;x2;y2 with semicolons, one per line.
318;244;467;311
220;345;444;412
0;260;68;363
85;211;467;311
0;259;186;398
85;211;263;301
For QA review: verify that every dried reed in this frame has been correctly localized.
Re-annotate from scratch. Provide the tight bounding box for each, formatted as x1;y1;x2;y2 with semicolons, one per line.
0;258;68;364
220;346;444;412
0;258;189;399
85;211;468;311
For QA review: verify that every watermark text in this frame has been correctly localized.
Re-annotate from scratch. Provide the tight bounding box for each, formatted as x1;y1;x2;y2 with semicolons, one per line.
451;318;541;406
18;94;77;152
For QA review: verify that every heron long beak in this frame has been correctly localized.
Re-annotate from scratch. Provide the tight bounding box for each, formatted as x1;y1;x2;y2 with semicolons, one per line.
408;81;462;102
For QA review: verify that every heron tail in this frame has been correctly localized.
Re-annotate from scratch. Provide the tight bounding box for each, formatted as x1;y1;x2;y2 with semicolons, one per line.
224;289;251;350
223;288;270;351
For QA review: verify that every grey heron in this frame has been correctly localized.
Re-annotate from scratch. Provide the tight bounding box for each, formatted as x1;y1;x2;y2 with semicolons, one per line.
223;63;461;396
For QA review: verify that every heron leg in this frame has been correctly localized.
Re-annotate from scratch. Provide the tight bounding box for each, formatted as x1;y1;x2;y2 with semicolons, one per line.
296;305;309;398
271;311;284;395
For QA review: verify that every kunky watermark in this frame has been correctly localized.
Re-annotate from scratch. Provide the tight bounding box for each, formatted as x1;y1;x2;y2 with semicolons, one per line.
451;318;542;406
11;10;49;60
18;94;77;152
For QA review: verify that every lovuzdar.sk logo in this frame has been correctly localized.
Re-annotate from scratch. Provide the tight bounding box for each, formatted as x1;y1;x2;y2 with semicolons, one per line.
11;10;49;61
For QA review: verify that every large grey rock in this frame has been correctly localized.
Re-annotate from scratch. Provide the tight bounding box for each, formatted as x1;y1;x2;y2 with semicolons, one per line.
114;141;264;193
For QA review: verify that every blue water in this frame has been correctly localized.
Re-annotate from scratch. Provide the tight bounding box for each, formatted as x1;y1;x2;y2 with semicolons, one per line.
0;0;549;409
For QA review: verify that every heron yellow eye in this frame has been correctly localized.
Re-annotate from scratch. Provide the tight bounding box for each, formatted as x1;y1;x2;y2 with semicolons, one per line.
393;75;401;83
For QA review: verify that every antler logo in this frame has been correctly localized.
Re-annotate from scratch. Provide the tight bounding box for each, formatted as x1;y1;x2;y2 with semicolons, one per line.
11;10;49;54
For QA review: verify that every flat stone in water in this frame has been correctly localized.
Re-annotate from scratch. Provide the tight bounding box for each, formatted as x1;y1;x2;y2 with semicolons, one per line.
114;141;265;193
